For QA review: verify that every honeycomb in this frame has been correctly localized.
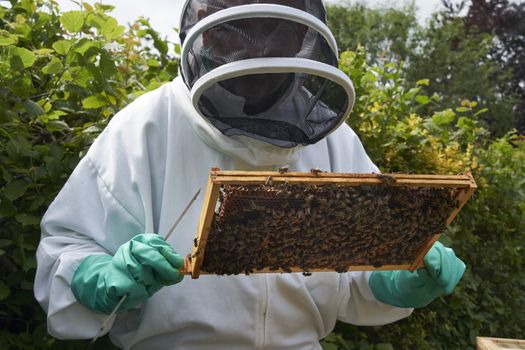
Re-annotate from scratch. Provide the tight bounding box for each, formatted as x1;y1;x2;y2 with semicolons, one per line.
200;183;458;275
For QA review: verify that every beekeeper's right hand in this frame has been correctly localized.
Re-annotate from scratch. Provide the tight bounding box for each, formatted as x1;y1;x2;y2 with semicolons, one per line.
71;233;184;314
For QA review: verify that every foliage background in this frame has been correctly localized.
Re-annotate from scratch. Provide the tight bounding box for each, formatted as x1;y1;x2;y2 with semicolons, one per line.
0;0;523;349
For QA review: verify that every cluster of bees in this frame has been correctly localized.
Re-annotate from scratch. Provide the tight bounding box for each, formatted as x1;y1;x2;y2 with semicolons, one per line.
201;183;458;275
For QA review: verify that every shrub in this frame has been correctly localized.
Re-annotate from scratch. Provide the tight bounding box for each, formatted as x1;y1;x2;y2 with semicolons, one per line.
0;0;177;348
321;47;525;350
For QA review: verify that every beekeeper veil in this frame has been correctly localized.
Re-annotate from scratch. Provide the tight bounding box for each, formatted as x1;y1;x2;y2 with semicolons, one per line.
179;0;355;148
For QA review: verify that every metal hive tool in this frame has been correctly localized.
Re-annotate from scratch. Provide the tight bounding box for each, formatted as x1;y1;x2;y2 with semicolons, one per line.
183;168;477;278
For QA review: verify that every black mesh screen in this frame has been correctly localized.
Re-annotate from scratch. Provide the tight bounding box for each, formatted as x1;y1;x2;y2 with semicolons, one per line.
198;72;349;147
184;17;337;88
180;0;327;45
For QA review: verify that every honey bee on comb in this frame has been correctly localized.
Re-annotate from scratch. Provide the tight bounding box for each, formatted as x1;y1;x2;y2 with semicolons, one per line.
278;166;289;174
376;173;398;186
310;167;323;176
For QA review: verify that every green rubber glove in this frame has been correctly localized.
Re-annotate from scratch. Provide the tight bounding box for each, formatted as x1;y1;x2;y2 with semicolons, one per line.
71;233;184;314
369;241;466;308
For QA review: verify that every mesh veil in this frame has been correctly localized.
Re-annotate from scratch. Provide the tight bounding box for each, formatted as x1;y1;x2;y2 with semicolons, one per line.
179;0;327;44
179;0;354;148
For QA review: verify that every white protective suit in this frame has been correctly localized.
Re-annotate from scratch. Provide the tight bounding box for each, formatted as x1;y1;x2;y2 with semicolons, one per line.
34;76;413;349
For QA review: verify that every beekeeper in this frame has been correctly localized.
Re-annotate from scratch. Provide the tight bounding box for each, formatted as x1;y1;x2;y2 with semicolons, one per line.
34;0;466;349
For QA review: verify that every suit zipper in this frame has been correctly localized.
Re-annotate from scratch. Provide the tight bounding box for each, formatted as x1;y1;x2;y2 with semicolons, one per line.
255;275;269;349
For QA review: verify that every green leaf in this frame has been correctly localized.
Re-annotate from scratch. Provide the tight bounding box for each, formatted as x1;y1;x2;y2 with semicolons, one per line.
403;87;421;100
46;110;68;120
95;3;116;12
146;81;165;91
9;46;36;69
34;48;55;55
46;120;70;132
7;290;34;306
455;106;470;113
42;56;64;75
100;16;124;39
4;180;30;201
100;51;117;76
0;199;17;218
61;11;84;33
52;40;72;55
0;281;10;301
86;13;106;30
147;58;161;68
70;66;93;87
474;108;489;117
82;2;94;12
457;116;477;130
23;100;45;117
15;213;41;226
14;22;32;38
42;100;52;113
0;30;18;46
432;109;456;126
416;79;430;86
74;39;99;56
17;0;36;13
0;240;12;249
82;94;107;109
362;71;378;83
137;29;148;38
415;95;430;105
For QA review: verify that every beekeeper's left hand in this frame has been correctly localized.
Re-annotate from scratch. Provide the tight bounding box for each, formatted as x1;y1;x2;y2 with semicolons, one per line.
368;241;466;308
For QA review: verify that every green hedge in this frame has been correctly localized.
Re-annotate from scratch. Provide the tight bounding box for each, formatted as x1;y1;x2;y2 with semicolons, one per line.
0;1;176;348
0;1;523;349
321;49;525;350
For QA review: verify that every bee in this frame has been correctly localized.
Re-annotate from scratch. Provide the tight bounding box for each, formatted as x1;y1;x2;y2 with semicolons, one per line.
191;249;200;258
282;266;292;273
376;173;397;186
278;165;289;174
193;238;198;247
310;167;323;176
302;272;312;277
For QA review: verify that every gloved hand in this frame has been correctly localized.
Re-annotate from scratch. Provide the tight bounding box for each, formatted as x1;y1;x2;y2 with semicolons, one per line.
71;233;185;314
368;241;466;308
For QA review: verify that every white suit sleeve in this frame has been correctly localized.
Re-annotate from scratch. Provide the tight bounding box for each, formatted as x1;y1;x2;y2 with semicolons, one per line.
337;272;413;326
34;156;145;339
34;85;172;339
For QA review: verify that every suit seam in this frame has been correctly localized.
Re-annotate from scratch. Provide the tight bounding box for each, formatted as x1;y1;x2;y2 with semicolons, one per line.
85;156;144;229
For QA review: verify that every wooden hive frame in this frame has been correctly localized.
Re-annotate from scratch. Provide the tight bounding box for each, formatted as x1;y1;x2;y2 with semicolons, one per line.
184;168;477;278
477;337;525;350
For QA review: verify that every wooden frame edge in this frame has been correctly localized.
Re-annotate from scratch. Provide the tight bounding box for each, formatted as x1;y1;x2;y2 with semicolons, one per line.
477;336;525;350
189;172;221;279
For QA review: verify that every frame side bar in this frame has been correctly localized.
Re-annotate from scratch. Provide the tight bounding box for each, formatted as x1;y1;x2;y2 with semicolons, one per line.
190;173;221;278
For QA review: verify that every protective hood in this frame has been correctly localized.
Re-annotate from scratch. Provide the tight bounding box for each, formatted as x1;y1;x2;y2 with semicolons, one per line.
175;76;304;167
179;0;356;148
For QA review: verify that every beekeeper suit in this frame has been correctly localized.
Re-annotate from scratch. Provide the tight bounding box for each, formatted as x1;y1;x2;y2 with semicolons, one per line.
34;0;466;349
